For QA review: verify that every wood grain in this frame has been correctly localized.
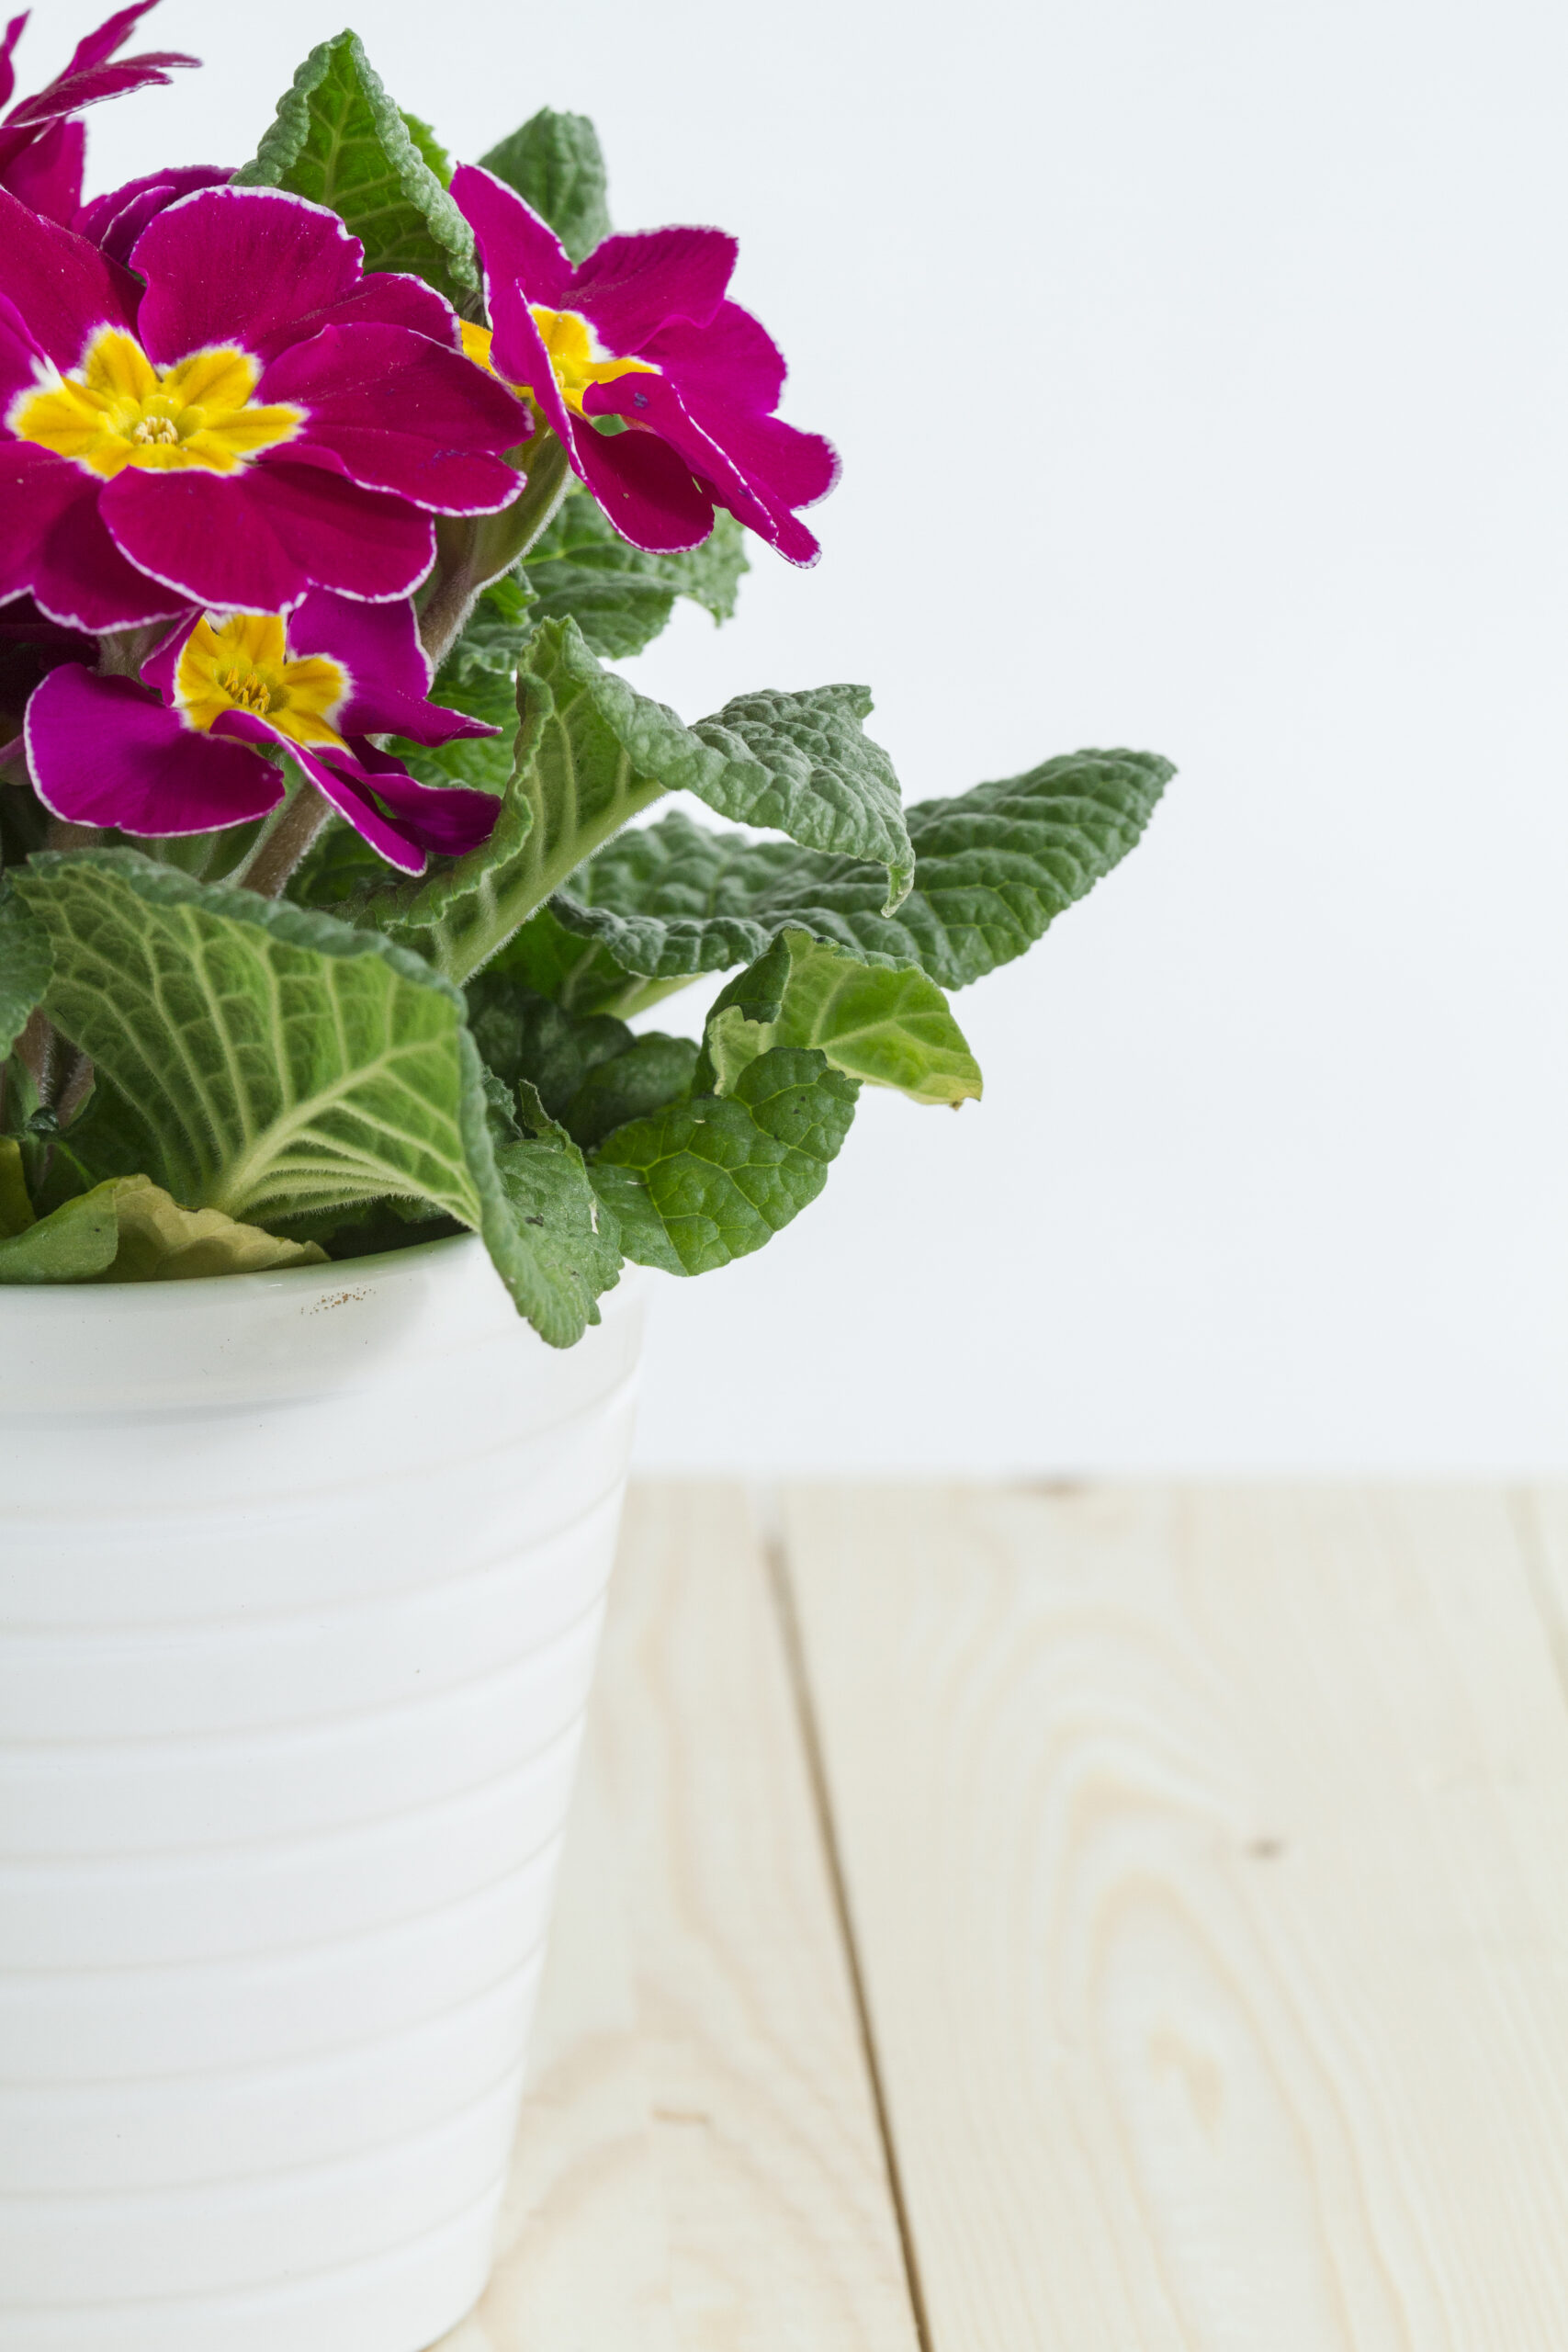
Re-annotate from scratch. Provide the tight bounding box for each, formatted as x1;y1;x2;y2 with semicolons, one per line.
784;1483;1568;2352
445;1481;919;2352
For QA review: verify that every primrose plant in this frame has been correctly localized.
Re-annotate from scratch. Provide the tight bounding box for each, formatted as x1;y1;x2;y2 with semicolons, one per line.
0;9;1172;1341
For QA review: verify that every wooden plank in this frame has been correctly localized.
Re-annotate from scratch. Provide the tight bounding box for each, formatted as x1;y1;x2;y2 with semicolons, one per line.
784;1483;1568;2352
447;1481;920;2352
439;1737;679;2351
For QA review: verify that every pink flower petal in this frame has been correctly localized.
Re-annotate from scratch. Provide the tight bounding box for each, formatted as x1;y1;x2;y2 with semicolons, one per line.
1;115;83;221
451;164;575;312
572;225;738;352
640;300;787;416
76;164;229;265
697;401;840;515
283;592;490;743
259;322;526;514
0;284;46;411
62;4;160;78
131;187;364;368
27;663;282;834
317;272;463;350
481;289;574;450
0;443;183;631
138;607;195;699
286;589;432;713
0;16;26;113
586;374;831;565
569;412;714;553
100;461;435;611
338;738;502;854
214;720;496;875
3;52;194;131
0;187;138;369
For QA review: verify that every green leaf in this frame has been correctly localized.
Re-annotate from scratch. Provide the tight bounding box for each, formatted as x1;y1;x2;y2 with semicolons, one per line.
234;31;478;304
704;929;982;1106
483;902;653;1019
688;684;912;915
14;851;483;1227
0;1135;32;1235
550;748;1173;992
547;808;778;986
479;107;611;262
459;1032;623;1340
103;1178;331;1280
0;1170;327;1285
389;623;916;984
561;1033;700;1150
400;110;452;188
521;497;748;660
0;1180;119;1283
0;875;51;1056
466;978;631;1120
588;1046;857;1276
11;852;619;1343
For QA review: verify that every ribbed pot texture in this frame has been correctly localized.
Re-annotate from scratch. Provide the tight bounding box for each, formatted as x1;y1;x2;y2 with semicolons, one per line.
0;1236;645;2352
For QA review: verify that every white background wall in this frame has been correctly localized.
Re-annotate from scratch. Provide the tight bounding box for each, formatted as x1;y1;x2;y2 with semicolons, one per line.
52;0;1568;1472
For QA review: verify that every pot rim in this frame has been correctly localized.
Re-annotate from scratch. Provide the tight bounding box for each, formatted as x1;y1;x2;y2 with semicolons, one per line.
0;1229;646;1317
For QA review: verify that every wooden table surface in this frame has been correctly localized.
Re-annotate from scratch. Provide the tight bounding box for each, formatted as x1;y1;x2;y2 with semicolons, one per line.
439;1483;1568;2352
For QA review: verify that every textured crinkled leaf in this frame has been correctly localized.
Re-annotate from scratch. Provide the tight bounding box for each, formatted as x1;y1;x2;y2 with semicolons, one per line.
234;31;478;302
457;1032;622;1342
563;1033;699;1150
689;684;911;915
13;851;486;1230
552;749;1173;991
400;111;453;188
479;107;611;262
393;622;914;984
466;978;630;1121
0;876;51;1056
705;929;982;1106
486;902;652;1018
521;497;747;660
589;1046;857;1276
549;809;778;985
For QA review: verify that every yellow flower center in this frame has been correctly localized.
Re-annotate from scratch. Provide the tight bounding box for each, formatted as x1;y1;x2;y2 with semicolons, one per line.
460;310;654;419
175;613;348;750
9;327;303;480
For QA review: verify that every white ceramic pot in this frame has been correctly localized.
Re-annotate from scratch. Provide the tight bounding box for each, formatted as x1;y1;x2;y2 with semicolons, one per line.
0;1235;645;2352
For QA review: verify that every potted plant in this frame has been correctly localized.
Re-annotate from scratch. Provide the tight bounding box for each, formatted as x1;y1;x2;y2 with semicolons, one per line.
0;11;1173;2347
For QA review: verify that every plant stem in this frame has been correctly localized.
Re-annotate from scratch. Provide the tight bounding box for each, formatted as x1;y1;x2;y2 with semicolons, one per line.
419;428;573;670
237;782;332;899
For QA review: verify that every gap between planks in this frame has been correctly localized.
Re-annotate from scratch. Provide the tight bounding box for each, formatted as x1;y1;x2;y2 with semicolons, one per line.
441;1479;922;2352
782;1482;1568;2352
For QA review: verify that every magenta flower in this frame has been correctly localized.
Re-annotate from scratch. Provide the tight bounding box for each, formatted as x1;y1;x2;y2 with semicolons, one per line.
0;184;531;633
26;592;502;875
76;164;231;266
451;164;837;565
0;4;197;226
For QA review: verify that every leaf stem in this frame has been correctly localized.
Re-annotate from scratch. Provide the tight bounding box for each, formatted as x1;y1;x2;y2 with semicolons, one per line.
236;781;332;899
419;428;573;671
